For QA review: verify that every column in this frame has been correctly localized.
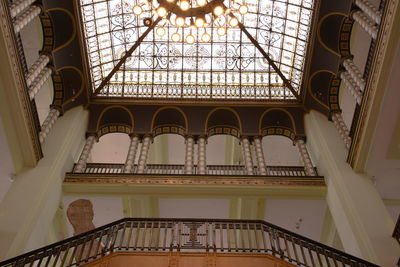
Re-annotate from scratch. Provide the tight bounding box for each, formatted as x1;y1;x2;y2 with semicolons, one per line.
305;111;399;266
137;135;151;174
340;71;363;105
28;67;52;100
355;0;382;25
295;139;316;176
352;10;379;39
331;112;352;149
74;135;96;173
343;58;366;92
123;135;139;173
26;54;51;87
38;108;60;144
241;136;254;175
253;137;267;175
197;136;207;175
0;107;89;259
184;136;194;174
13;5;41;34
9;0;36;18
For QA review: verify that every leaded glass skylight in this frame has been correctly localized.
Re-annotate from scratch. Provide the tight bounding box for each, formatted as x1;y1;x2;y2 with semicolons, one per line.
79;0;314;100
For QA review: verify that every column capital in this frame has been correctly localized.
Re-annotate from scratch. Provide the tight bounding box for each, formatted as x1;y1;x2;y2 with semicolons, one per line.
85;132;98;142
339;55;355;65
128;133;140;139
294;135;307;144
49;104;63;116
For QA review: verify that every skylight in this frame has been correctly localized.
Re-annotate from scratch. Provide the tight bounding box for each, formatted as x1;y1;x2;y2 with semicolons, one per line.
79;0;314;100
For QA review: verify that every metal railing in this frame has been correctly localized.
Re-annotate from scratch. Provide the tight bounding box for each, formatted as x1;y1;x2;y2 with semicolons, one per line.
74;163;318;177
0;218;377;267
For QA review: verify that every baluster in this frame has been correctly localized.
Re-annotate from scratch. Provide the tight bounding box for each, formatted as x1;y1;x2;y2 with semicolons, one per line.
74;135;96;173
184;136;194;174
14;5;41;33
241;136;254;175
197;136;207;174
355;0;381;24
295;139;317;176
351;10;378;39
142;221;148;250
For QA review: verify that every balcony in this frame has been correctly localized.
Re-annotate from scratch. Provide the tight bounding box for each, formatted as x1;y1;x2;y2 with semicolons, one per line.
0;218;377;267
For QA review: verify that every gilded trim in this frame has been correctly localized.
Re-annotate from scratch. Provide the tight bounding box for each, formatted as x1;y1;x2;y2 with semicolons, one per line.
96;105;134;132
46;8;77;52
150;106;188;133
258;108;297;135
317;12;347;56
205;107;243;133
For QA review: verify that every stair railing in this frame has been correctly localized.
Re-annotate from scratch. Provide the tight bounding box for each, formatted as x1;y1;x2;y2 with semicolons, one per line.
0;218;378;267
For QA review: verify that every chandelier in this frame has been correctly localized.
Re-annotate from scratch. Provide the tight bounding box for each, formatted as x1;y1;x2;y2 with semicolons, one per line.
132;0;249;44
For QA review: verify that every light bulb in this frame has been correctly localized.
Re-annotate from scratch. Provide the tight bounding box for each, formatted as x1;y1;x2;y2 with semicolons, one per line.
186;34;195;44
156;26;166;36
239;4;248;15
167;0;174;2
213;6;224;16
195;17;205;27
133;5;143;15
180;0;190;11
157;7;167;17
217;26;226;36
229;17;239;27
201;32;211;42
175;17;185;27
196;0;206;6
171;32;181;42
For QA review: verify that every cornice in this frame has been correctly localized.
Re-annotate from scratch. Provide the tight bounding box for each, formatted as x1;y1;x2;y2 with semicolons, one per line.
347;0;399;171
0;1;43;168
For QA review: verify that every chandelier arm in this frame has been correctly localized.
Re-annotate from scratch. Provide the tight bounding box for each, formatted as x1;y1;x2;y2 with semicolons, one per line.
233;16;300;101
93;16;163;96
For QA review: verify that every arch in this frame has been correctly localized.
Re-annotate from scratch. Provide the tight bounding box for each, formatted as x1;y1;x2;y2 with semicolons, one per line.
317;12;348;56
259;108;296;141
150;107;188;137
46;8;77;52
307;70;338;110
56;66;84;107
96;105;134;137
205;107;242;138
39;12;54;52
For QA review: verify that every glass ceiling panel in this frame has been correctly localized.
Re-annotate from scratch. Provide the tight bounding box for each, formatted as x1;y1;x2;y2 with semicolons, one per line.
79;0;314;100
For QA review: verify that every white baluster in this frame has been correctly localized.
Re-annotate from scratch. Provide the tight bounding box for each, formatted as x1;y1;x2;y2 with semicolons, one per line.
28;67;52;100
197;136;207;175
14;5;41;34
26;54;50;87
38;108;60;144
124;135;139;173
74;135;96;173
331;112;352;149
9;0;36;18
343;58;366;92
340;71;363;105
137;135;152;174
241;137;254;175
295;139;316;176
253;137;267;175
355;0;382;25
352;10;379;39
184;136;194;174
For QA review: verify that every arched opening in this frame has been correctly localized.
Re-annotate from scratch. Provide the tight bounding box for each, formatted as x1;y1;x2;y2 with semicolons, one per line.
90;133;131;164
262;136;300;166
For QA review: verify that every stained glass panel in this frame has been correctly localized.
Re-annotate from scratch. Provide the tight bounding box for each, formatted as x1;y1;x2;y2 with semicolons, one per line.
79;0;315;100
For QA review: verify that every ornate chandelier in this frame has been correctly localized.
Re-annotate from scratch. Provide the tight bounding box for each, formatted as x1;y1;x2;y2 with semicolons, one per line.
132;0;249;44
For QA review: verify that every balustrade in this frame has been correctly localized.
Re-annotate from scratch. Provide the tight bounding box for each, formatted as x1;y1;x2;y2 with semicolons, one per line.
0;218;378;267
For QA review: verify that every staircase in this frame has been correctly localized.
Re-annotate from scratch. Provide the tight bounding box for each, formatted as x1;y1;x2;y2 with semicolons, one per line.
0;218;378;267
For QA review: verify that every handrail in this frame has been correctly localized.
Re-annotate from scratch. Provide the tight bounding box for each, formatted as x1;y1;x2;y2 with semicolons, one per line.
0;218;378;267
75;163;319;177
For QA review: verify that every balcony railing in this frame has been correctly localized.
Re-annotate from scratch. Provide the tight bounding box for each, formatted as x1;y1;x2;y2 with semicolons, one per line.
74;163;318;177
0;218;377;267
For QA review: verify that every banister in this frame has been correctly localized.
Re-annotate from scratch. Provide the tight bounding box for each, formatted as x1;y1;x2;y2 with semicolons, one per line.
0;218;378;267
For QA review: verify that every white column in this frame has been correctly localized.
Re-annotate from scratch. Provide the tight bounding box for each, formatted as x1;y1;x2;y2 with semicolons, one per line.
0;107;89;259
253;137;267;175
331;112;352;149
340;71;363;105
305;111;400;266
38;108;60;144
13;5;41;34
26;54;50;88
295;139;317;176
355;0;382;25
74;135;96;173
241;137;254;175
352;10;379;39
137;135;151;174
28;67;52;100
9;0;36;18
184;136;194;174
197;136;207;175
124;135;139;173
343;58;366;92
